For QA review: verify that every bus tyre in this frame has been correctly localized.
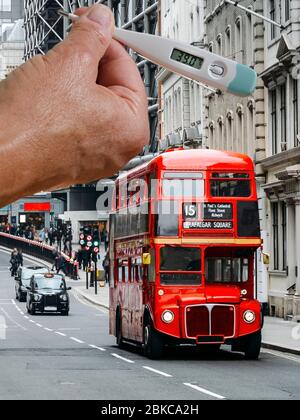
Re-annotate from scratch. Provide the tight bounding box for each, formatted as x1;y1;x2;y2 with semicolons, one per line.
244;331;262;360
143;321;164;360
116;313;125;349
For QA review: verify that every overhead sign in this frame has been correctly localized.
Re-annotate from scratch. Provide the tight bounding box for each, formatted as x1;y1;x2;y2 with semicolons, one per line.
202;203;233;220
24;202;51;212
183;221;233;230
183;202;233;230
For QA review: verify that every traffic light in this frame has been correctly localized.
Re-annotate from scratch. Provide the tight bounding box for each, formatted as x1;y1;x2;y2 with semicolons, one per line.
92;230;100;254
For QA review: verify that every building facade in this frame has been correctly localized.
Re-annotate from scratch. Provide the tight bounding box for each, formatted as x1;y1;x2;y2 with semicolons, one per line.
157;0;204;150
260;0;300;318
0;193;64;229
203;0;269;309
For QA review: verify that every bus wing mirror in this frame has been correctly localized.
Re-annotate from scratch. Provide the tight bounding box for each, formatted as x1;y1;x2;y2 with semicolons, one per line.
143;253;151;266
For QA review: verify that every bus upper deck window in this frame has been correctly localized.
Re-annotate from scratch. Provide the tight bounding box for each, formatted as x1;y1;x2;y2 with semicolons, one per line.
210;173;251;198
162;172;204;198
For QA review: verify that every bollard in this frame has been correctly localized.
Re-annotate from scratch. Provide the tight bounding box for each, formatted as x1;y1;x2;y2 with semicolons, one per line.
86;267;89;289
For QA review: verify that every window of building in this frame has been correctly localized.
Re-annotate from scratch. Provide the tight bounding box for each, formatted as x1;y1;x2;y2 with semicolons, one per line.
216;34;222;56
285;0;290;22
272;202;279;270
246;10;253;65
235;17;243;62
247;103;255;156
226;114;233;151
217;118;224;150
293;80;299;147
281;202;287;271
271;89;277;154
236;107;244;153
270;0;276;40
0;0;11;12
280;84;287;150
225;26;231;57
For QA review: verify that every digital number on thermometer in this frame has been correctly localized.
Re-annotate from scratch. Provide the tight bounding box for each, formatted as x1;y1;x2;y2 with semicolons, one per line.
170;49;204;70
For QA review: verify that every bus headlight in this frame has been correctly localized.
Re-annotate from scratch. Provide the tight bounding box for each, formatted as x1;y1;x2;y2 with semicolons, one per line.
162;310;175;324
243;310;256;324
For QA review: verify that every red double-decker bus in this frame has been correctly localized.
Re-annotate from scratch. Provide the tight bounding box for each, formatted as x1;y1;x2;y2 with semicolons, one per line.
109;149;263;359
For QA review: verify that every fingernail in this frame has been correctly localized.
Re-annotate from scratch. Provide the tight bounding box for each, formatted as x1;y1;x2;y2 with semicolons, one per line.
87;5;112;30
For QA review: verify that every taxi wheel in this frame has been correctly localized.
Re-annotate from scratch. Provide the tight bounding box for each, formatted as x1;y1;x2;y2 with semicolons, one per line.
30;304;36;315
143;321;164;360
61;311;69;316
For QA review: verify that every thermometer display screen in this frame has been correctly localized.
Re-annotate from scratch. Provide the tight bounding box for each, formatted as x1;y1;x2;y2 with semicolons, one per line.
171;49;204;70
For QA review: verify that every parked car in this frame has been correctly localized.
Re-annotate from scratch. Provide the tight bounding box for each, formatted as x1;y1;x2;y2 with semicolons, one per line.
26;273;71;315
15;266;49;302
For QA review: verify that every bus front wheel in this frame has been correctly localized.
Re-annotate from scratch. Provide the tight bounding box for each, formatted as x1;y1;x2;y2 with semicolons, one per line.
244;331;262;360
143;321;164;360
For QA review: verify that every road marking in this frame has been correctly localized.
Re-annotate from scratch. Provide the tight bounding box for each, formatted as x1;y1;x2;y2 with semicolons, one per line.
58;328;80;331
55;331;66;337
29;320;35;324
0;315;7;339
36;323;43;328
183;383;226;400
89;344;106;352
70;337;85;344
0;307;27;331
262;349;300;364
19;311;24;315
111;353;135;364
143;366;172;377
24;316;29;319
44;328;53;332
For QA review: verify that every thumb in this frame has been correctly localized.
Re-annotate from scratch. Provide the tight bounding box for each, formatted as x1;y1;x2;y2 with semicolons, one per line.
63;5;114;71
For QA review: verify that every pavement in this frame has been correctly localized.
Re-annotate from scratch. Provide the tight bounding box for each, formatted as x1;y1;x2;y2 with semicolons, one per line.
1;248;300;400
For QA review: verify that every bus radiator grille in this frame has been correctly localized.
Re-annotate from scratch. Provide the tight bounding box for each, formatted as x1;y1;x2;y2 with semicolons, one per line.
211;306;235;338
186;306;209;337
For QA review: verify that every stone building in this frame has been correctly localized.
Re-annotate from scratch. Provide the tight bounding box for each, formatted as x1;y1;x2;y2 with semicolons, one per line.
157;0;205;149
203;0;268;308
260;0;300;318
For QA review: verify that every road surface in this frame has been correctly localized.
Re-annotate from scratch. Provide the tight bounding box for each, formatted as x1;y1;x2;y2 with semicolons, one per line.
0;249;299;400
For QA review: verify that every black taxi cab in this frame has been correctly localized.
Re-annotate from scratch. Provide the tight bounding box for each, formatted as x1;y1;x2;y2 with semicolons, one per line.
26;273;71;316
15;266;49;302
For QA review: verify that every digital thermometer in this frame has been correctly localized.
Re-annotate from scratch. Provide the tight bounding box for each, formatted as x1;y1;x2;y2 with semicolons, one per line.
59;10;257;97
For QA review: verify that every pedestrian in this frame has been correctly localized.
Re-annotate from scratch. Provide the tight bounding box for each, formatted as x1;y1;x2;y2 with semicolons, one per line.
45;228;49;244
82;248;90;272
103;252;110;284
77;248;83;270
56;253;67;275
10;250;19;277
17;249;23;267
51;247;59;271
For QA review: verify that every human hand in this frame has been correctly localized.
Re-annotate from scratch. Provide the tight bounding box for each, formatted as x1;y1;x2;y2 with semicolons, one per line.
0;4;149;207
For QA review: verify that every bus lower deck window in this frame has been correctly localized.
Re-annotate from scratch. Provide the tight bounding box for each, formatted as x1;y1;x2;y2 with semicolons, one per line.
160;247;201;272
205;257;249;284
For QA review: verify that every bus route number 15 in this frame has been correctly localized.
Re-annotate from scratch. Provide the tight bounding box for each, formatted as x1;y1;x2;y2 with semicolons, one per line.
183;204;198;219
